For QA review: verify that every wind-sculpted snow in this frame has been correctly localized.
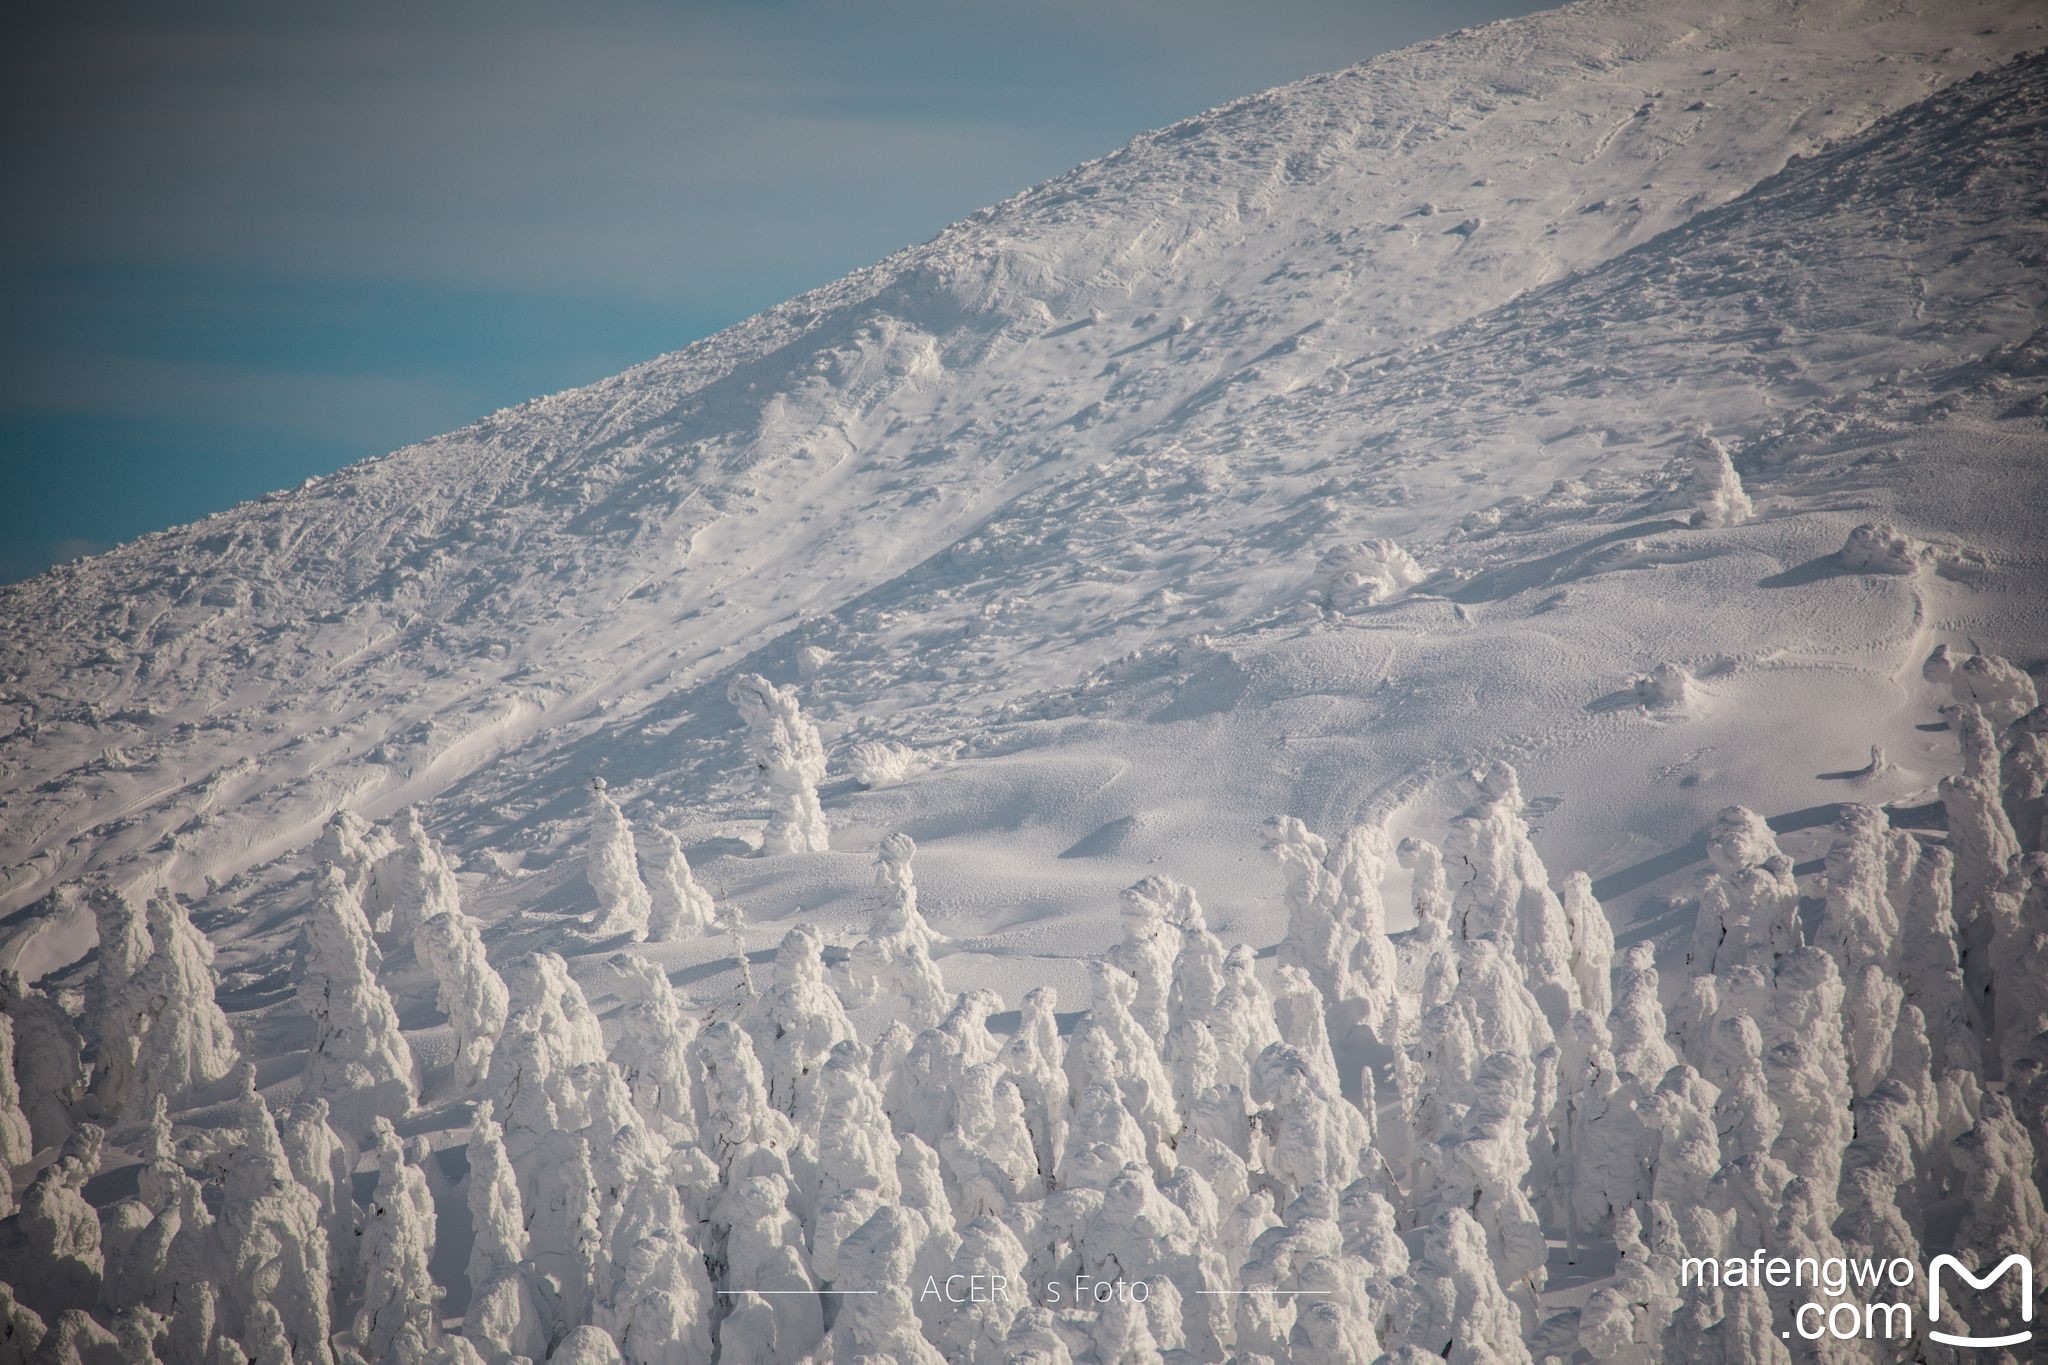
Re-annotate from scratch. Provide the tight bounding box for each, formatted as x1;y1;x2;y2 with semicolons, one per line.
4;1;2048;1361
0;0;2040;933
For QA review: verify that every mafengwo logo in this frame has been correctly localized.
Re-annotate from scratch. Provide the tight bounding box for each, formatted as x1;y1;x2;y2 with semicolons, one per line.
1928;1254;2034;1350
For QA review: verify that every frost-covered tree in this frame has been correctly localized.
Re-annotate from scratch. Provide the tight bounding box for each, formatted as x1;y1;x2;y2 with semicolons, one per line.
1397;836;1460;1012
0;969;84;1156
939;1062;1044;1217
1444;764;1580;1035
214;1070;334;1364
841;834;947;1030
383;807;461;945
1261;822;1359;1035
1687;430;1753;528
278;1094;359;1309
643;827;716;941
1897;843;1984;1083
585;778;653;942
416;902;509;1093
1951;1092;2048;1331
1764;948;1854;1196
1065;963;1178;1173
353;1120;441;1361
713;1172;822;1361
0;1016;33;1181
690;1020;797;1180
316;809;398;917
802;1041;901;1284
15;1125;103;1314
298;866;415;1140
1390;1208;1532;1365
608;955;701;1142
550;1325;625;1365
125;888;240;1115
464;1101;546;1358
811;1207;944;1365
896;988;1003;1154
1608;944;1676;1091
1560;872;1615;1023
1924;645;2040;729
1108;877;1188;1040
727;673;830;855
747;924;856;1117
996;986;1066;1184
84;882;155;1120
594;1194;714;1365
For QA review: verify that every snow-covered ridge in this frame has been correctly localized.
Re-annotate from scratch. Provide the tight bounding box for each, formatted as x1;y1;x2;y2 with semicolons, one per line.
3;10;2048;1360
1;0;2039;929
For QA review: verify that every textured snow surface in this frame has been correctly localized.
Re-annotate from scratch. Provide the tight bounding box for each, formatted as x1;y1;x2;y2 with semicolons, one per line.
2;0;2048;1360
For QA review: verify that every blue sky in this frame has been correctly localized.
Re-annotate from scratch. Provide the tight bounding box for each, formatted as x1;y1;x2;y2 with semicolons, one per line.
1;0;1537;583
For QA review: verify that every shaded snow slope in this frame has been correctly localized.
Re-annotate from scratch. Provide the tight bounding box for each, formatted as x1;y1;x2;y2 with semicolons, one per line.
2;0;2045;998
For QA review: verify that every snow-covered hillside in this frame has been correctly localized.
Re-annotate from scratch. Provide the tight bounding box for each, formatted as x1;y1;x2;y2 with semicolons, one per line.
3;0;2047;1360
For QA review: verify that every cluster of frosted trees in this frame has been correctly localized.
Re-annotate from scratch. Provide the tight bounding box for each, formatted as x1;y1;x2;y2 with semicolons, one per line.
1;649;2043;1363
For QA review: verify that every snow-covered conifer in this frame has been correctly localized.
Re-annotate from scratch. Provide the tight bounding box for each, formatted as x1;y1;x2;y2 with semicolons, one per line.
939;1061;1044;1217
1687;430;1753;528
383;807;461;945
747;923;855;1117
1925;645;2041;729
0;970;83;1157
1815;804;1902;978
1953;1092;2048;1276
841;834;947;1030
1390;1208;1532;1365
15;1125;103;1313
1560;872;1614;1022
691;1020;797;1178
1397;837;1459;1011
713;1172;822;1360
0;1282;44;1363
278;1095;359;1304
643;827;716;941
996;986;1066;1184
1251;1043;1366;1198
315;809;398;910
1065;962;1178;1172
727;673;830;855
298;866;415;1139
803;1041;901;1283
931;1214;1029;1364
585;778;652;942
550;1326;625;1365
593;1198;713;1365
1898;843;1984;1081
1108;876;1187;1039
1607;944;1676;1090
353;1120;441;1361
812;1207;944;1365
217;1070;333;1365
125;889;240;1115
1265;817;1370;1037
84;882;155;1120
607;955;700;1142
0;1016;32;1180
1764;948;1854;1195
416;903;509;1093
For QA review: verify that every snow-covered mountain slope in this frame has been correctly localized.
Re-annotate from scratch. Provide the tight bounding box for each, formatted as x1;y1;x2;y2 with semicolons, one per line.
8;4;2048;1363
1;0;2044;994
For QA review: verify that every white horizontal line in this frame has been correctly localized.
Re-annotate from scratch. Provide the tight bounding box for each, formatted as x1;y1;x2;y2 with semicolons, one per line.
718;1289;876;1295
1197;1289;1332;1295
